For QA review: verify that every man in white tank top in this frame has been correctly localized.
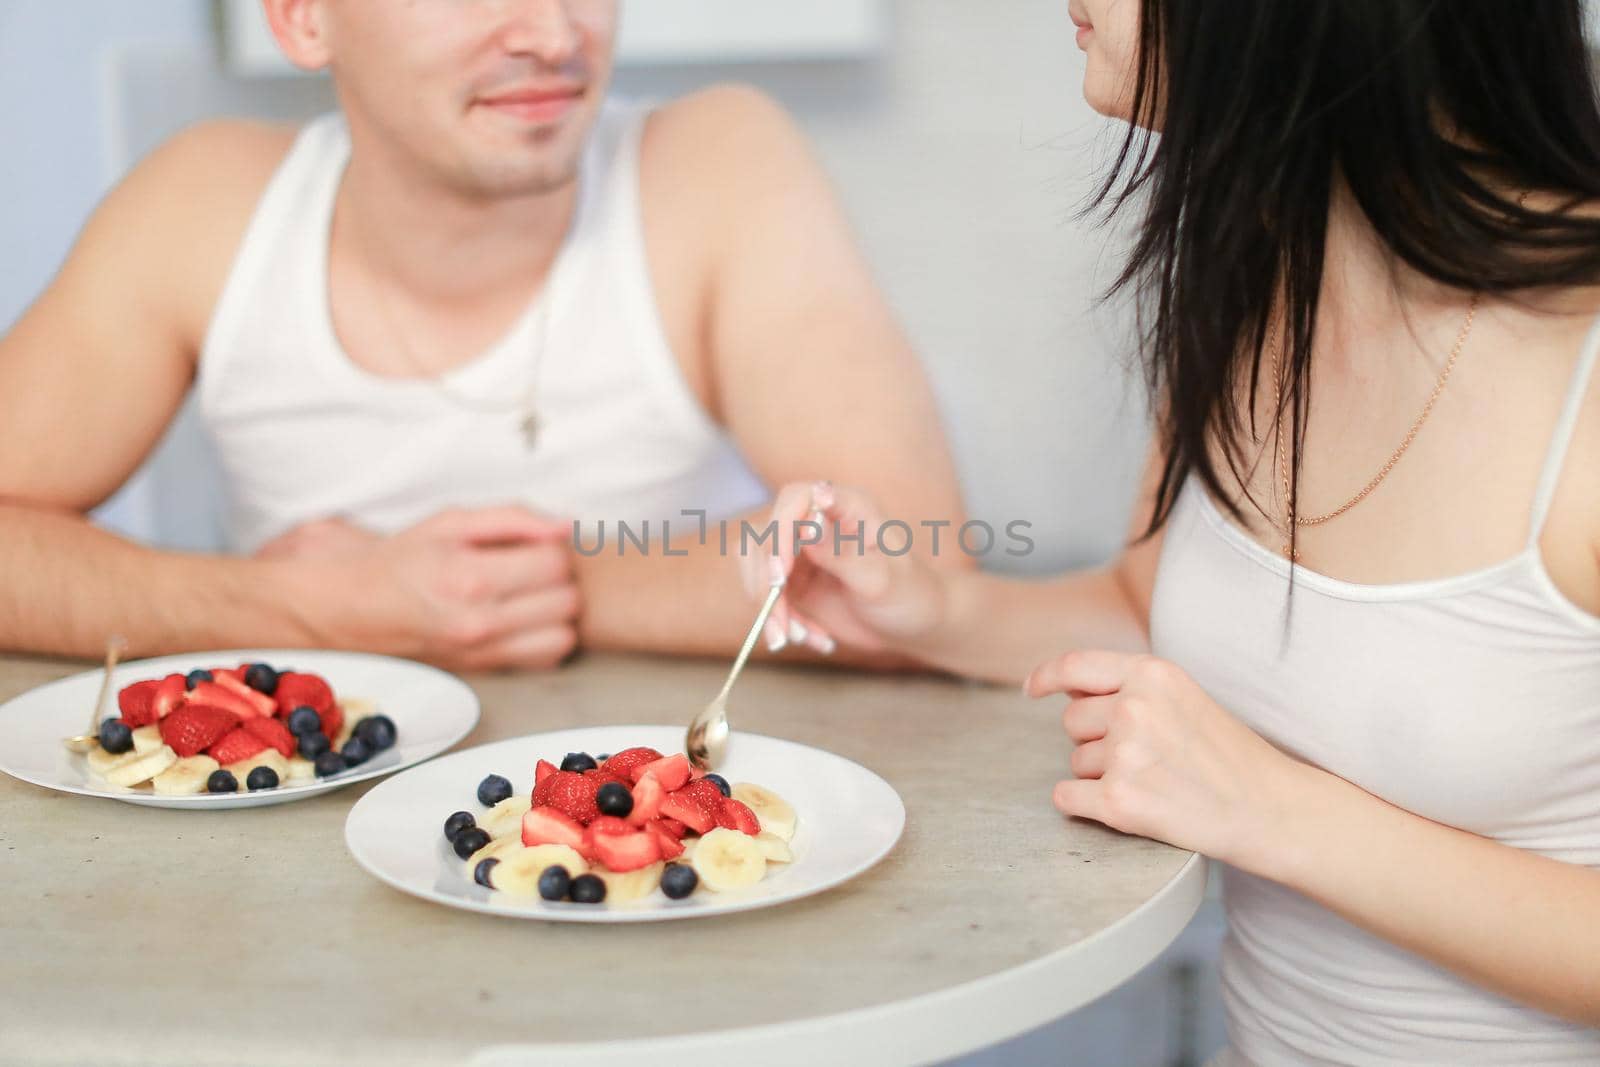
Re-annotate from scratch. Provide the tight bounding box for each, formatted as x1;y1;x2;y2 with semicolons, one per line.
0;1;967;670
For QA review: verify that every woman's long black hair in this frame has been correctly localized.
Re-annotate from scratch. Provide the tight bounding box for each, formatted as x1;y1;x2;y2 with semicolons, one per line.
1100;0;1600;550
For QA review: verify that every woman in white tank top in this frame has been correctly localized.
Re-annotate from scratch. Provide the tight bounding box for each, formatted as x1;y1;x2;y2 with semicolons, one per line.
741;3;1600;1063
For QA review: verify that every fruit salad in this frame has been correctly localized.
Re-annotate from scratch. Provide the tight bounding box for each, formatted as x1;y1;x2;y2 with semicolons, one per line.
443;747;798;905
79;661;397;795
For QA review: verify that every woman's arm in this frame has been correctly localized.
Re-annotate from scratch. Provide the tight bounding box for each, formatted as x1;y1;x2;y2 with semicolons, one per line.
1031;649;1600;1026
746;441;1167;685
1274;761;1600;1025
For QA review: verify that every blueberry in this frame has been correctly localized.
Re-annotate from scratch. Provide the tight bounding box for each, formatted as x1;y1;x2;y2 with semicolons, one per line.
313;751;347;778
98;718;133;754
246;766;280;791
355;715;397;752
206;769;238;794
595;753;611;763
568;873;606;904
660;863;698;900
285;706;322;737
559;752;597;773
341;736;372;767
473;857;500;888
184;669;213;690
444;810;476;842
595;781;633;818
453;826;491;860
243;663;279;695
298;731;330;759
703;773;731;798
477;773;513;807
538;865;572;901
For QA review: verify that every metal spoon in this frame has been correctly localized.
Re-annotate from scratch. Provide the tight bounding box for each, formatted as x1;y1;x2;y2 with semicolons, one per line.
61;636;128;753
686;582;784;771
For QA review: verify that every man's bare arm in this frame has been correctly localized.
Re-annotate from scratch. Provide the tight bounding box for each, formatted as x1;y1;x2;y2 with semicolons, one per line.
0;123;310;657
574;86;970;662
0;124;578;669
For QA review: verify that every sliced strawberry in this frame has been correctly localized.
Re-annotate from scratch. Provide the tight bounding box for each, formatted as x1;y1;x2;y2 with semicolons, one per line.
600;747;662;781
539;771;600;825
242;716;296;759
533;759;559;792
632;752;691;791
589;827;661;873
152;674;188;720
274;672;334;716
585;815;634;838
211;672;275;717
716;797;762;836
117;679;161;728
158;705;240;758
660;779;722;835
583;766;632;789
625;774;664;827
522;806;590;857
207;727;269;766
210;666;247;684
188;680;262;721
655;816;688;840
647;821;685;860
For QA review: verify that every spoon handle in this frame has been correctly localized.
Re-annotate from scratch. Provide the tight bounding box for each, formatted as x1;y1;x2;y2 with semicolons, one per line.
87;635;127;736
715;583;784;705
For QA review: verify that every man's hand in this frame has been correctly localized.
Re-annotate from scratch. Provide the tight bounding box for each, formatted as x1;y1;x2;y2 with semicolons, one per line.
263;507;580;672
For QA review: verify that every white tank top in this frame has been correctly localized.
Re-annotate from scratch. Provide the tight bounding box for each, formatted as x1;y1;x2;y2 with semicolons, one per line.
196;100;768;553
1151;319;1600;1065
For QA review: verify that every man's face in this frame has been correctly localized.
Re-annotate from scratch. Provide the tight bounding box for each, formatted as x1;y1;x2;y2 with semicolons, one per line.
319;0;619;196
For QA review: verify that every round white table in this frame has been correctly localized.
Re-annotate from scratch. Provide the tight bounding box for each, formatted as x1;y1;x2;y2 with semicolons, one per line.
0;651;1204;1066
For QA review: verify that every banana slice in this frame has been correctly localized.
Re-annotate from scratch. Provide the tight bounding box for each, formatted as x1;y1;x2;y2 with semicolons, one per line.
678;836;699;861
464;834;528;879
754;832;793;864
131;724;165;754
487;844;588;897
225;749;290;787
335;699;372;748
480;795;532;839
102;744;178;788
691;828;767;892
339;697;376;719
731;783;796;842
152;755;220;796
286;756;316;782
86;743;141;777
596;861;663;904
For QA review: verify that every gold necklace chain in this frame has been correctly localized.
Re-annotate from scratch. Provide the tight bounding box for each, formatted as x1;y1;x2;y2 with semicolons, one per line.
1267;291;1479;555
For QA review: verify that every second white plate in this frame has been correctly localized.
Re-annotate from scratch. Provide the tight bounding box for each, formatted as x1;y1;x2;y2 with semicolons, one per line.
344;725;905;922
0;649;479;809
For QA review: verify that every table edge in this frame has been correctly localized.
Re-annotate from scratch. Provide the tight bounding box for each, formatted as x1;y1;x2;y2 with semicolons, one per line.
469;850;1209;1067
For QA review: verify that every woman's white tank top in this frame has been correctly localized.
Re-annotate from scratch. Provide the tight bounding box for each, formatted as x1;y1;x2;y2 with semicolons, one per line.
1151;318;1600;1065
196;99;768;552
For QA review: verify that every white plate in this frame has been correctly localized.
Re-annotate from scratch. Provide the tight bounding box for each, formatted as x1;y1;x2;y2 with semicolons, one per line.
344;725;905;923
0;649;479;809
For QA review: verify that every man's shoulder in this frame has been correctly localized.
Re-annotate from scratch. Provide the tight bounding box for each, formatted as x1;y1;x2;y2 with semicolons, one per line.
636;84;824;257
132;120;301;218
641;84;805;176
89;120;303;348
